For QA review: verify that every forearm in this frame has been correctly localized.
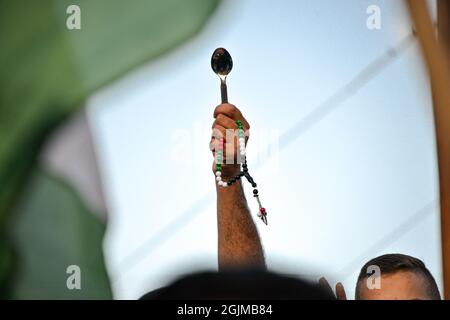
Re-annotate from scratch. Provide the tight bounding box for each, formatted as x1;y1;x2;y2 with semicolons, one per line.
216;178;265;270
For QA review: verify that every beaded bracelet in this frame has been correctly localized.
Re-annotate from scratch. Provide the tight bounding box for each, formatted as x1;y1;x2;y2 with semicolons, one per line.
215;120;268;225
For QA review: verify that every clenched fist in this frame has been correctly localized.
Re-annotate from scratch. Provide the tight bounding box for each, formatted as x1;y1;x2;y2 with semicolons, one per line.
210;104;250;179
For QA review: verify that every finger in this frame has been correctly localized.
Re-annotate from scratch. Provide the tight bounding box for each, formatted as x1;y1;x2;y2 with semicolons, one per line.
213;117;250;146
211;124;242;162
209;137;216;152
335;282;347;300
213;103;240;119
211;125;226;157
215;114;238;130
318;277;335;298
211;125;226;140
213;104;250;129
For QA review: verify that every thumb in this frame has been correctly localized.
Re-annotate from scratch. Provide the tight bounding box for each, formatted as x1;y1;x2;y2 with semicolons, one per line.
335;282;347;300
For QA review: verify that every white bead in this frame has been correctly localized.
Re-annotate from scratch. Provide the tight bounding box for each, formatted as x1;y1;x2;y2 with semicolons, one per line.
216;176;222;182
239;138;245;144
222;183;228;188
240;151;246;156
240;142;245;148
218;181;223;186
216;171;221;177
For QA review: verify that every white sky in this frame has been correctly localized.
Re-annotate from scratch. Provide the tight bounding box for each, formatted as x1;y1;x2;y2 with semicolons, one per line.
88;0;442;299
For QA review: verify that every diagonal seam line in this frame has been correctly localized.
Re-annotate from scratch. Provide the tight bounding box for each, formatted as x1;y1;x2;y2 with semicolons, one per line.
278;33;415;151
113;33;416;281
337;199;438;281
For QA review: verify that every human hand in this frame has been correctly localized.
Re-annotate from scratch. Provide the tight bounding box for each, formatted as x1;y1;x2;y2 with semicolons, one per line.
210;103;250;180
319;277;347;300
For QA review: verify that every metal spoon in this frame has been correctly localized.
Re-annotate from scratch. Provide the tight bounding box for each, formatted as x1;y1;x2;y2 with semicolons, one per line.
211;48;233;104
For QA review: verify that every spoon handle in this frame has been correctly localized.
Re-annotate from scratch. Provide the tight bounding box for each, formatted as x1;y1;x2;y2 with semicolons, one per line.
220;81;228;104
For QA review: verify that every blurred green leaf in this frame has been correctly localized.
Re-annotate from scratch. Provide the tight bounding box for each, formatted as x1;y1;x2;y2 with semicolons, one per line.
7;169;112;299
0;0;219;298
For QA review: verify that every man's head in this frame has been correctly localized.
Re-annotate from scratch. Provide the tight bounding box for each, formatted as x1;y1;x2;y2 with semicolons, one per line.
141;268;335;300
355;253;440;300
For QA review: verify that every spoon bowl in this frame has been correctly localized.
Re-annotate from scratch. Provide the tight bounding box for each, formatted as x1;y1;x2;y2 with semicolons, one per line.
211;48;233;81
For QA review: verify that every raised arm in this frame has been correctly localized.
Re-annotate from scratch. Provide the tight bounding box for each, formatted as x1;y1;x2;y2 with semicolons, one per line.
210;104;265;270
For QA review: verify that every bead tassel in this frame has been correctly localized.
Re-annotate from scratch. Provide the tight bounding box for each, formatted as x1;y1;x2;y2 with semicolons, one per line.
215;121;268;225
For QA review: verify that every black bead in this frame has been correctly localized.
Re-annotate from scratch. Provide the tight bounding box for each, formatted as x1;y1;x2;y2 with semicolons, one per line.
253;189;258;195
240;172;245;177
252;183;257;188
243;167;248;173
227;181;232;186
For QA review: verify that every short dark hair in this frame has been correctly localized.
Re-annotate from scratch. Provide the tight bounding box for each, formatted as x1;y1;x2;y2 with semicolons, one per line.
355;253;440;300
141;268;335;300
